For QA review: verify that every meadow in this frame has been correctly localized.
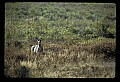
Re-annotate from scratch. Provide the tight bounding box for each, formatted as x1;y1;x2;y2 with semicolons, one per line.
4;2;116;78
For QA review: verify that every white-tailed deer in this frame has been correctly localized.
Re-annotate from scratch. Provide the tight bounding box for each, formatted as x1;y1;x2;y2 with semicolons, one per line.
31;38;43;55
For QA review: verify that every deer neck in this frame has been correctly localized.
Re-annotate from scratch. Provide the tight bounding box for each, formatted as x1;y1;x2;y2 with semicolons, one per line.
38;42;41;47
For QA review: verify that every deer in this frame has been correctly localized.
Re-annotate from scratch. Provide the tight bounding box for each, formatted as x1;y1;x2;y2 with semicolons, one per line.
31;38;43;55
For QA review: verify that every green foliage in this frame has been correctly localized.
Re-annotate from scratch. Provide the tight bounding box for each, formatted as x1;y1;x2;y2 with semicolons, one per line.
94;18;116;38
5;2;116;42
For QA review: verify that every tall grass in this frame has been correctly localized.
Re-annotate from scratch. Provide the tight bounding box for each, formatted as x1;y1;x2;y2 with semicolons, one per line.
4;38;115;78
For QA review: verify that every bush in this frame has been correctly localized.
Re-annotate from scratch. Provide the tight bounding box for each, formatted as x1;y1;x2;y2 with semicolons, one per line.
15;66;30;78
103;32;115;38
86;15;96;21
90;41;116;61
71;28;79;34
95;18;116;39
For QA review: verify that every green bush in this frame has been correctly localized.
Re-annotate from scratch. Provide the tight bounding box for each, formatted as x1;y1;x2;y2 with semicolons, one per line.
95;18;116;38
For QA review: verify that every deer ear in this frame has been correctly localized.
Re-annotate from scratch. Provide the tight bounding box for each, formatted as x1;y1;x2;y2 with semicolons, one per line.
36;37;38;40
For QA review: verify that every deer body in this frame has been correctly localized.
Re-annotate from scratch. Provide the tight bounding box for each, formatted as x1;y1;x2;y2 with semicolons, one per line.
31;38;43;55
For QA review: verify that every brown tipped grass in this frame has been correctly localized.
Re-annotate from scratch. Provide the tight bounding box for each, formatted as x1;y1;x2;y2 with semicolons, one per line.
4;38;115;78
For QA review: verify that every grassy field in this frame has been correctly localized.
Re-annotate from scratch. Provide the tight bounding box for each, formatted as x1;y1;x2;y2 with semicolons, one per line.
4;2;116;78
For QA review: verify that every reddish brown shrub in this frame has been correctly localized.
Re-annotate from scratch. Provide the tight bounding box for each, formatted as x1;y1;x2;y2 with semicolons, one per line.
90;42;116;61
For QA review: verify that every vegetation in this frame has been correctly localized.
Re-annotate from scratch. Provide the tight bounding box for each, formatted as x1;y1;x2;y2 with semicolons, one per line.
5;2;116;78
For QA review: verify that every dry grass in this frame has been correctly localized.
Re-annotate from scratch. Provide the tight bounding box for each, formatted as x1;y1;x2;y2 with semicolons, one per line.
4;39;115;78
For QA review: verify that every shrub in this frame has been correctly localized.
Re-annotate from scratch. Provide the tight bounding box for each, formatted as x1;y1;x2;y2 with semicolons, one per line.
95;18;116;38
71;28;79;34
86;15;96;21
15;66;30;78
90;41;116;61
103;32;115;38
